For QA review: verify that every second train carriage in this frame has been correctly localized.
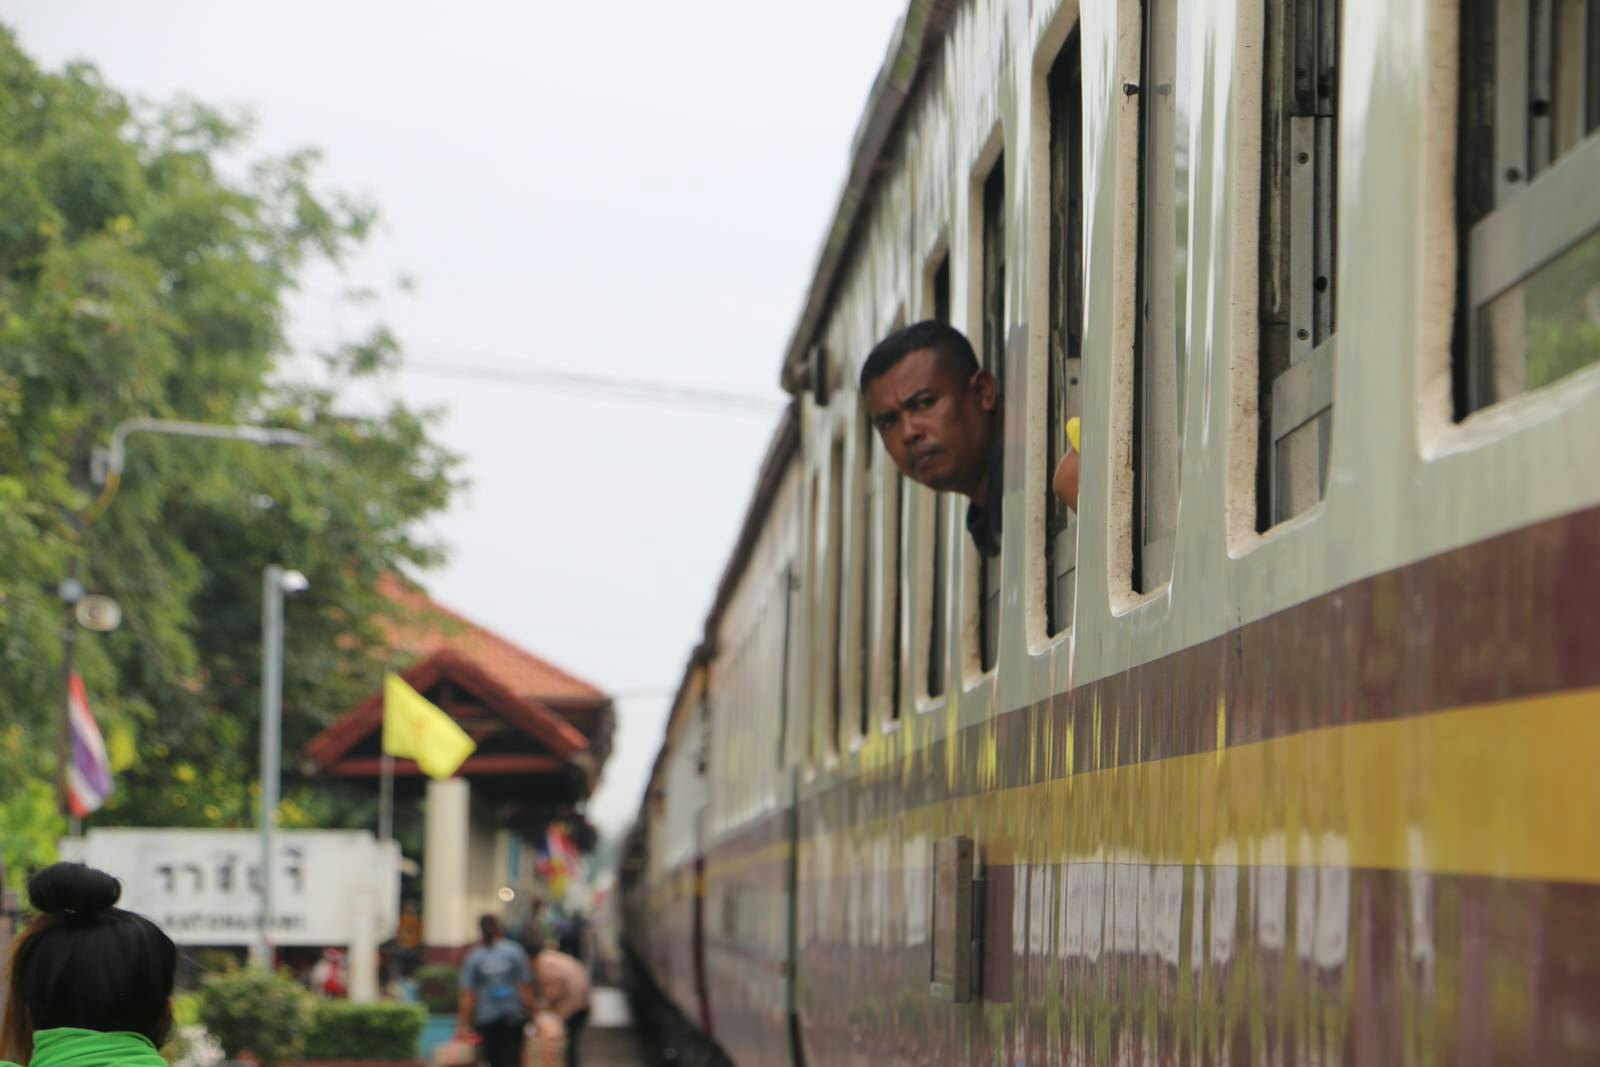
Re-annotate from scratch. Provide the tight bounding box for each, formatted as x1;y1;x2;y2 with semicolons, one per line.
623;0;1600;1062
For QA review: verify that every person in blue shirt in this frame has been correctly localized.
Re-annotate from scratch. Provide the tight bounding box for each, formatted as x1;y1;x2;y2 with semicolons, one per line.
456;915;535;1067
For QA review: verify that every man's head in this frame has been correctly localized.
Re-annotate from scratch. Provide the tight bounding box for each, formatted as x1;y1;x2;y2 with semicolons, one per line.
479;914;503;944
860;321;998;499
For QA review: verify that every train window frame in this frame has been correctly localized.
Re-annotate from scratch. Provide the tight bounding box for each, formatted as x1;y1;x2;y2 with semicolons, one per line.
1255;0;1340;530
1456;0;1600;416
966;125;1005;680
1034;22;1085;639
1131;0;1193;594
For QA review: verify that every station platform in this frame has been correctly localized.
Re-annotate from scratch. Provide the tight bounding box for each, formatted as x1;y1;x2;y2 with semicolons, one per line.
573;988;650;1067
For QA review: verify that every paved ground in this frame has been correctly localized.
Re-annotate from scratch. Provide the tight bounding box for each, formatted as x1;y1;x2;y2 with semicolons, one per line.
578;988;651;1067
581;1027;651;1067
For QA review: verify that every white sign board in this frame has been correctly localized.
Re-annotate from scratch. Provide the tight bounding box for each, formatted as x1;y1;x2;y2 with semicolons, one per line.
59;829;399;948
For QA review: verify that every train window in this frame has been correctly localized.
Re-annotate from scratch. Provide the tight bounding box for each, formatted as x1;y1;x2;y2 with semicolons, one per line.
925;252;950;699
806;473;822;766
1133;0;1192;592
1457;0;1600;415
827;435;846;753
1045;32;1084;634
1256;0;1339;527
777;563;796;769
879;310;907;724
856;407;875;739
977;154;1005;671
932;254;951;326
889;472;905;720
927;493;947;698
982;157;1008;388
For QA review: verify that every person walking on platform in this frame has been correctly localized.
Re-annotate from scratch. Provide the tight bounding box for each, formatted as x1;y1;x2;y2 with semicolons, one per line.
1;863;176;1067
457;916;535;1067
532;947;590;1067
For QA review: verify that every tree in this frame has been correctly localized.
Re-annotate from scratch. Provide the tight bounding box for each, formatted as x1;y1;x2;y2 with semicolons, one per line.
0;26;461;873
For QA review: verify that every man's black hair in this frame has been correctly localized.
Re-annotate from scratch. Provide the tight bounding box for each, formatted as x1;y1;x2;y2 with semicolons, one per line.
859;320;980;392
3;863;177;1060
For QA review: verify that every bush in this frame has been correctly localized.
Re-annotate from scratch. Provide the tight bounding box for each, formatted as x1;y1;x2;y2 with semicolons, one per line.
197;968;313;1067
304;1001;425;1062
171;993;201;1028
414;964;458;1016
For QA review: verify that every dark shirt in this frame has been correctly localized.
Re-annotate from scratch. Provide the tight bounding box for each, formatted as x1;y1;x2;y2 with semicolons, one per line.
964;432;1004;558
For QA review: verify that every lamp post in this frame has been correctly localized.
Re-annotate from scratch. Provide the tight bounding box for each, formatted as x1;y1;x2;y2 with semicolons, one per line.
60;418;316;822
256;564;309;970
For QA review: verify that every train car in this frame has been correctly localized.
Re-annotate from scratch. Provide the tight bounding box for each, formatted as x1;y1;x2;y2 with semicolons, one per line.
623;0;1600;1062
624;658;716;1055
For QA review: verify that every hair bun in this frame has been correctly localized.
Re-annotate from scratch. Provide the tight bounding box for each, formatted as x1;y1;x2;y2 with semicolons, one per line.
28;862;122;915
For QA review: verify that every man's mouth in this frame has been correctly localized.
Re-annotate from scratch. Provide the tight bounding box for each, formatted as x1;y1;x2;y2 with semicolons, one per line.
909;447;943;471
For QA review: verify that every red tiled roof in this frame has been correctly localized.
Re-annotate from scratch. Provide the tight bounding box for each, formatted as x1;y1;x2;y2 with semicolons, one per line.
304;648;591;772
376;574;608;706
304;577;612;778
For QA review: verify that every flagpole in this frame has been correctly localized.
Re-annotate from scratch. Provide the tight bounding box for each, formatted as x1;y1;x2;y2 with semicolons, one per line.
378;752;394;841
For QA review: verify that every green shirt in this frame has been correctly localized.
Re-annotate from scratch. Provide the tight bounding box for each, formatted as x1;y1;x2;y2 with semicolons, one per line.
2;1028;167;1067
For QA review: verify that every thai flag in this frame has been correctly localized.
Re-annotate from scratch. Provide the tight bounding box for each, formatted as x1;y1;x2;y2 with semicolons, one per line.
66;673;114;818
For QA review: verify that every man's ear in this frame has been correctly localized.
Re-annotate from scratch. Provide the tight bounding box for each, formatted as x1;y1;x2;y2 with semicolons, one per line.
970;368;999;410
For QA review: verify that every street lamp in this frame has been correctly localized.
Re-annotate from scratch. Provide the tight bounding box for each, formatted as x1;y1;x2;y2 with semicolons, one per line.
256;564;309;970
84;417;316;522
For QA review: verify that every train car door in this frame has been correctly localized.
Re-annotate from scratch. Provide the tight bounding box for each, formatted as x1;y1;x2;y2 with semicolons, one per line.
777;563;806;1067
691;821;711;1034
691;711;712;1037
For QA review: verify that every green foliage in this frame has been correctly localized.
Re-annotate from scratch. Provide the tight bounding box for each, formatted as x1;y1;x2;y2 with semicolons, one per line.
1522;229;1600;392
415;964;460;1016
0;24;460;872
196;968;313;1067
171;992;201;1028
0;776;63;875
304;1001;425;1062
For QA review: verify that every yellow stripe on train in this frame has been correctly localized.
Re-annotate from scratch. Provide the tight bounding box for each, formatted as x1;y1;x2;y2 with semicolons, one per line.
687;687;1600;888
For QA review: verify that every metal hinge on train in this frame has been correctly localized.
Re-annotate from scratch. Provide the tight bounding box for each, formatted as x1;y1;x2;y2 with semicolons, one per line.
929;836;984;1003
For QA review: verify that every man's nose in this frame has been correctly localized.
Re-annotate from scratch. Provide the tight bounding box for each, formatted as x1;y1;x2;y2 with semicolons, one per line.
902;413;926;444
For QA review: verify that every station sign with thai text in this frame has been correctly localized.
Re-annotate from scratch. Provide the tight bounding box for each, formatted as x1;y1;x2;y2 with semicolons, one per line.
59;828;399;947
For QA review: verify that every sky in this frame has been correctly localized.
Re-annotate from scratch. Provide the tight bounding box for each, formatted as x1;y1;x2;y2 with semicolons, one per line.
1;1;908;836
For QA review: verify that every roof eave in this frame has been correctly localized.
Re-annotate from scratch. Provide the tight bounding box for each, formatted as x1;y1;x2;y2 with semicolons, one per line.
778;0;957;393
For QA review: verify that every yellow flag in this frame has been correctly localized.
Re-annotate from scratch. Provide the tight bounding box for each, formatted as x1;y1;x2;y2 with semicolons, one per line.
382;674;476;780
1065;416;1081;453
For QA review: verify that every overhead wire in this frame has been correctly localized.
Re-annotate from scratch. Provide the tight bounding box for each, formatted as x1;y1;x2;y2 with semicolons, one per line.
288;328;784;418
400;358;779;415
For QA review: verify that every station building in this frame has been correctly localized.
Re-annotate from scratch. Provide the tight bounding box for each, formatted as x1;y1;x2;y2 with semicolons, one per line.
305;576;613;960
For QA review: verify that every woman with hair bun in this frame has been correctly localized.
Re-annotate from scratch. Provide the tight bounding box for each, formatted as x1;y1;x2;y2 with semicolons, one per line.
1;863;176;1067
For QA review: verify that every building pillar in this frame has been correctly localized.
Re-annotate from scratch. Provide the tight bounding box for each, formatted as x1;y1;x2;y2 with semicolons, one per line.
423;778;471;951
348;875;378;1002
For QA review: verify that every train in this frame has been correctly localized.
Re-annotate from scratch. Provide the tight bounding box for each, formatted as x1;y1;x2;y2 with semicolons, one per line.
620;0;1600;1062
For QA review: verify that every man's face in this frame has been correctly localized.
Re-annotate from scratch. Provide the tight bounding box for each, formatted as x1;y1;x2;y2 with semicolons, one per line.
864;348;997;495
